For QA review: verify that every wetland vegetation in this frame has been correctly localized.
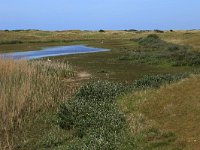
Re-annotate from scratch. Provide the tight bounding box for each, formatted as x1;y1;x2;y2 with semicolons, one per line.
0;30;200;149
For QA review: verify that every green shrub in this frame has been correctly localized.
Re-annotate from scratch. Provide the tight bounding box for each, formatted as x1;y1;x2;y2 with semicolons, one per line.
35;128;71;149
56;72;194;149
38;132;63;148
147;34;160;39
166;45;180;51
170;50;200;66
74;81;127;102
57;81;127;149
132;73;190;89
134;34;167;49
154;29;164;33
127;35;200;66
99;29;105;32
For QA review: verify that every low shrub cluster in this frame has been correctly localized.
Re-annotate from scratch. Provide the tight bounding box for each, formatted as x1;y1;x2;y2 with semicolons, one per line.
126;34;200;66
170;50;200;66
134;34;164;49
154;29;164;33
132;73;190;89
99;29;105;32
133;34;188;51
56;72;193;149
57;81;127;149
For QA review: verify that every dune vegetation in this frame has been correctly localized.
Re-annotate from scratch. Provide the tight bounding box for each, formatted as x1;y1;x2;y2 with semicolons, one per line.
0;30;200;149
118;75;200;149
0;59;74;149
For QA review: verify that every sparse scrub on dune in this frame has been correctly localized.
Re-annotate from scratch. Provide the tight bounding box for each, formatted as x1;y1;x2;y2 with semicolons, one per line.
124;34;200;66
0;59;74;149
133;34;187;50
132;73;190;89
54;72;194;149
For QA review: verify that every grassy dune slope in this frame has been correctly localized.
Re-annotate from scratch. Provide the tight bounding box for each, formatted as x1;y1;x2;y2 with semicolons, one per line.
118;75;200;149
0;30;200;52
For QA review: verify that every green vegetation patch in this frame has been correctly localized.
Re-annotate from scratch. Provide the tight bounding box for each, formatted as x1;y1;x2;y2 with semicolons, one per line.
57;81;128;149
55;72;194;149
132;73;190;89
120;34;200;66
11;71;197;150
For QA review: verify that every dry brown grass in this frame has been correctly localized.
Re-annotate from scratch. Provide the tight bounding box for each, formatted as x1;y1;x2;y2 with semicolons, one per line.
119;75;200;149
0;59;74;150
140;75;200;149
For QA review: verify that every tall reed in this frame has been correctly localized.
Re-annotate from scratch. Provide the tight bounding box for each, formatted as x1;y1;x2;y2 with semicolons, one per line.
0;59;74;149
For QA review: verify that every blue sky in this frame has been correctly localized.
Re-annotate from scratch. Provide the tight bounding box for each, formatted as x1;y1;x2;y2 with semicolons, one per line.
0;0;199;30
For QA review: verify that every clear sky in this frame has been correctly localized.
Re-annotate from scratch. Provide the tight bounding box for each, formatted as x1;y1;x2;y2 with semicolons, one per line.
0;0;199;30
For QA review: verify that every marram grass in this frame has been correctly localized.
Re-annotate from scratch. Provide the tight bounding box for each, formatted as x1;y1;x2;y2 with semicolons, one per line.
0;58;74;150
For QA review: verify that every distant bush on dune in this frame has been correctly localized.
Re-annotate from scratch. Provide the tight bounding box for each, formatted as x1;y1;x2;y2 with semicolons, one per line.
99;29;105;32
154;29;164;33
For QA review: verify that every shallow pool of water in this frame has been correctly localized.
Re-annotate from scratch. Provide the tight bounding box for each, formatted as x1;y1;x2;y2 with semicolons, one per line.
0;45;109;60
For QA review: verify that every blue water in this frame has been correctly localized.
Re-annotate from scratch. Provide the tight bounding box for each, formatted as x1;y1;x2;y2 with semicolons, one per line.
0;45;109;60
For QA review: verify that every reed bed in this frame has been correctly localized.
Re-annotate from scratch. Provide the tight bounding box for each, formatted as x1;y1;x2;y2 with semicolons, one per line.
0;59;74;149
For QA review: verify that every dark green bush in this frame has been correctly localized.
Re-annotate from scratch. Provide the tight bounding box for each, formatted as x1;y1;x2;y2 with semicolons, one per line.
57;81;127;130
154;29;164;33
124;29;138;32
132;73;190;89
99;29;105;32
134;34;167;49
74;81;127;102
170;50;200;66
166;45;180;51
147;34;160;39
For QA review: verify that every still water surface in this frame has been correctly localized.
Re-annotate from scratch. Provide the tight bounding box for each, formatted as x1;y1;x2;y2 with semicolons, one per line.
0;45;108;60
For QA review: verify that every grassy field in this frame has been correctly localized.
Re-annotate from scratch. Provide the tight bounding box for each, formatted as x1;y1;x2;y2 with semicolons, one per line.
1;30;199;81
1;29;200;51
0;30;200;149
118;75;200;150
